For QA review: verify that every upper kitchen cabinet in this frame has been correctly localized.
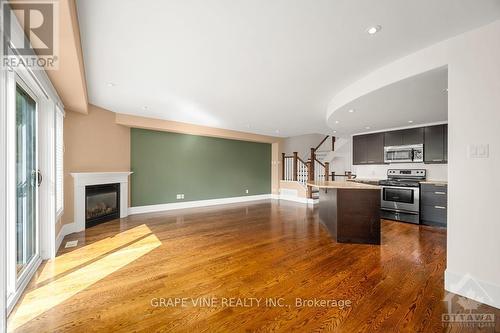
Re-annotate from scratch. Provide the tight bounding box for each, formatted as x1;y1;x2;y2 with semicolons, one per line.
424;124;448;163
384;128;424;146
353;132;384;165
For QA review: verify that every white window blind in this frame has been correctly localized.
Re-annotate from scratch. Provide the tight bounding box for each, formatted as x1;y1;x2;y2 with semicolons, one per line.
55;107;64;215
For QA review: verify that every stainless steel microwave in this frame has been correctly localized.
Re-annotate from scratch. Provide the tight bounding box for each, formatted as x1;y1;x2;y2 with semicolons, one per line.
384;144;424;163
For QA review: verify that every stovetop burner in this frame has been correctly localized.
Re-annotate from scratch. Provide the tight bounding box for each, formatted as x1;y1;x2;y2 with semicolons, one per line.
378;179;421;187
379;169;426;188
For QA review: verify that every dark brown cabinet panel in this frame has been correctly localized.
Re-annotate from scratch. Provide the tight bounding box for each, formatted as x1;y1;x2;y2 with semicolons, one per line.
402;128;424;145
352;125;446;165
364;133;384;164
353;135;365;165
420;183;447;227
424;125;447;163
384;130;403;146
352;133;384;165
384;128;423;146
443;125;448;163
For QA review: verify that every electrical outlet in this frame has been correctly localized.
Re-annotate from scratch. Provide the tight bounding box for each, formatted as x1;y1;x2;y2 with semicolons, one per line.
245;189;249;194
65;240;78;248
176;194;184;200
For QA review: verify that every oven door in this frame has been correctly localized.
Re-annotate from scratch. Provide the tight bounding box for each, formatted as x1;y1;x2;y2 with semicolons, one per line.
384;147;414;163
381;186;419;212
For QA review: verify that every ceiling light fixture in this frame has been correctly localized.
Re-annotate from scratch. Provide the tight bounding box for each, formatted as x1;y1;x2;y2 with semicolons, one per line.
365;126;371;130
142;106;148;111
106;82;116;87
333;130;337;133
335;120;339;124
348;109;355;113
408;120;414;123
366;25;382;35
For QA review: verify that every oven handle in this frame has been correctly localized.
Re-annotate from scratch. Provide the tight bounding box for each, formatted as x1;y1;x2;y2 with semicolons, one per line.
380;208;419;215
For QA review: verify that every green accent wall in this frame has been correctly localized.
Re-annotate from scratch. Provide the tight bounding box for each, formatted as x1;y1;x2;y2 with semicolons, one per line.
131;128;271;207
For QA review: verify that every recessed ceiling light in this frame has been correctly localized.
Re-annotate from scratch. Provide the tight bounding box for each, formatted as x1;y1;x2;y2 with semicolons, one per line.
106;82;116;87
365;126;371;130
408;120;414;123
333;130;337;134
348;109;355;113
142;106;148;111
366;25;382;35
335;120;339;124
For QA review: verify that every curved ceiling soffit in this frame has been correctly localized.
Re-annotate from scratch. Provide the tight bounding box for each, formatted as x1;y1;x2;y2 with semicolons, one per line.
325;38;450;128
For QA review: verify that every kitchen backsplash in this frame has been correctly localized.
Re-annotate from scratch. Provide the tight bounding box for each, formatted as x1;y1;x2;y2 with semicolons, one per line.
353;163;447;181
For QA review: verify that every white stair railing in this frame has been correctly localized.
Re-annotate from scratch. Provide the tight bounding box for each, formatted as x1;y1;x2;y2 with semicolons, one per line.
282;153;309;186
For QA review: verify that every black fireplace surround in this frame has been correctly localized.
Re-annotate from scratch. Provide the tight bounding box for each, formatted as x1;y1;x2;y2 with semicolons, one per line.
85;183;120;228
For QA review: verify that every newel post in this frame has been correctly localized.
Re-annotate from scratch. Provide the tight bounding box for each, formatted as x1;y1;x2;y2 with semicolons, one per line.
325;162;330;181
292;152;298;181
309;148;315;181
281;153;285;180
307;161;312;198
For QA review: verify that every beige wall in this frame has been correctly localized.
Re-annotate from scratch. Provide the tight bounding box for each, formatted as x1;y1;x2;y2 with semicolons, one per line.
58;106;283;232
59;105;131;230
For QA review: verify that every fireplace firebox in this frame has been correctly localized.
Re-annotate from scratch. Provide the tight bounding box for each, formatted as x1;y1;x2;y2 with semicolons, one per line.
85;183;120;228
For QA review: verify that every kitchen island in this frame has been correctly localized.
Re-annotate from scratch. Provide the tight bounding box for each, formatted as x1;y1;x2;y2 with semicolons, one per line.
308;181;382;245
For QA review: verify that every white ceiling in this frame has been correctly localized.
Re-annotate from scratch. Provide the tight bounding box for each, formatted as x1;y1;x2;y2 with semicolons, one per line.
76;0;500;137
329;67;448;136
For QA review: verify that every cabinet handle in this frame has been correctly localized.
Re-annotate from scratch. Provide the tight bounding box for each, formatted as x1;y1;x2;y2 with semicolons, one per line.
434;206;446;210
367;160;375;163
432;159;443;162
434;191;446;195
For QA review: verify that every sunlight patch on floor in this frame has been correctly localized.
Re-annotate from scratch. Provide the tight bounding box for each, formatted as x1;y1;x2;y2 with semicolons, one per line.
35;224;153;285
8;228;161;331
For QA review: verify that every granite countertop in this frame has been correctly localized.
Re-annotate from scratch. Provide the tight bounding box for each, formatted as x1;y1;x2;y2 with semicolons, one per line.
308;181;381;190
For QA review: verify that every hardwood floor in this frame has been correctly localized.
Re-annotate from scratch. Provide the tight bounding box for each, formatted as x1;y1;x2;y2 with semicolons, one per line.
8;200;500;332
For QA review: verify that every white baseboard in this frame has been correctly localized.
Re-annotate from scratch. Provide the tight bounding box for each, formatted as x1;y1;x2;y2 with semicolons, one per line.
445;269;500;309
55;222;78;253
278;195;317;205
129;194;273;215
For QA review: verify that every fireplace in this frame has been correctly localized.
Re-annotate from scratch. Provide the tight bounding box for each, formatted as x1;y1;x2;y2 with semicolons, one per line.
85;183;120;228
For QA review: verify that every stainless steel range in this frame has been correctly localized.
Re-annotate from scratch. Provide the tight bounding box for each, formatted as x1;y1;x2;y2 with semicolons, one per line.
379;169;426;224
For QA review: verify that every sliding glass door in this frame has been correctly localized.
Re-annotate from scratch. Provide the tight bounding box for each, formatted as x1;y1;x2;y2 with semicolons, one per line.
14;84;38;280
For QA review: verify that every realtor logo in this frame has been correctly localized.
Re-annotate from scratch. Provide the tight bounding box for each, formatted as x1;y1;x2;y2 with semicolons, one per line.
442;274;495;329
2;0;59;69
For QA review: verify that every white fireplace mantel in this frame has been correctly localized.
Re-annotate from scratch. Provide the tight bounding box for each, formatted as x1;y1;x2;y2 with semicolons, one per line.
71;172;133;232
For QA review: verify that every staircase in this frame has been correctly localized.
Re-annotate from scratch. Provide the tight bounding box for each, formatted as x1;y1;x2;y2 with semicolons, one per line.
281;135;354;200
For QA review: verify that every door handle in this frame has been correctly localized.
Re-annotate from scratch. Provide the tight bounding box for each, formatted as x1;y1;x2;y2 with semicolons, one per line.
37;169;43;187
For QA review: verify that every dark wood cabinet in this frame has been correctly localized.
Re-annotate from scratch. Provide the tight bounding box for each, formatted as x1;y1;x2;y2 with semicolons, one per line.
384;128;423;146
424;125;447;163
443;125;448;163
384;130;403;146
420;183;447;227
352;125;446;165
352;133;384;165
353;135;365;165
